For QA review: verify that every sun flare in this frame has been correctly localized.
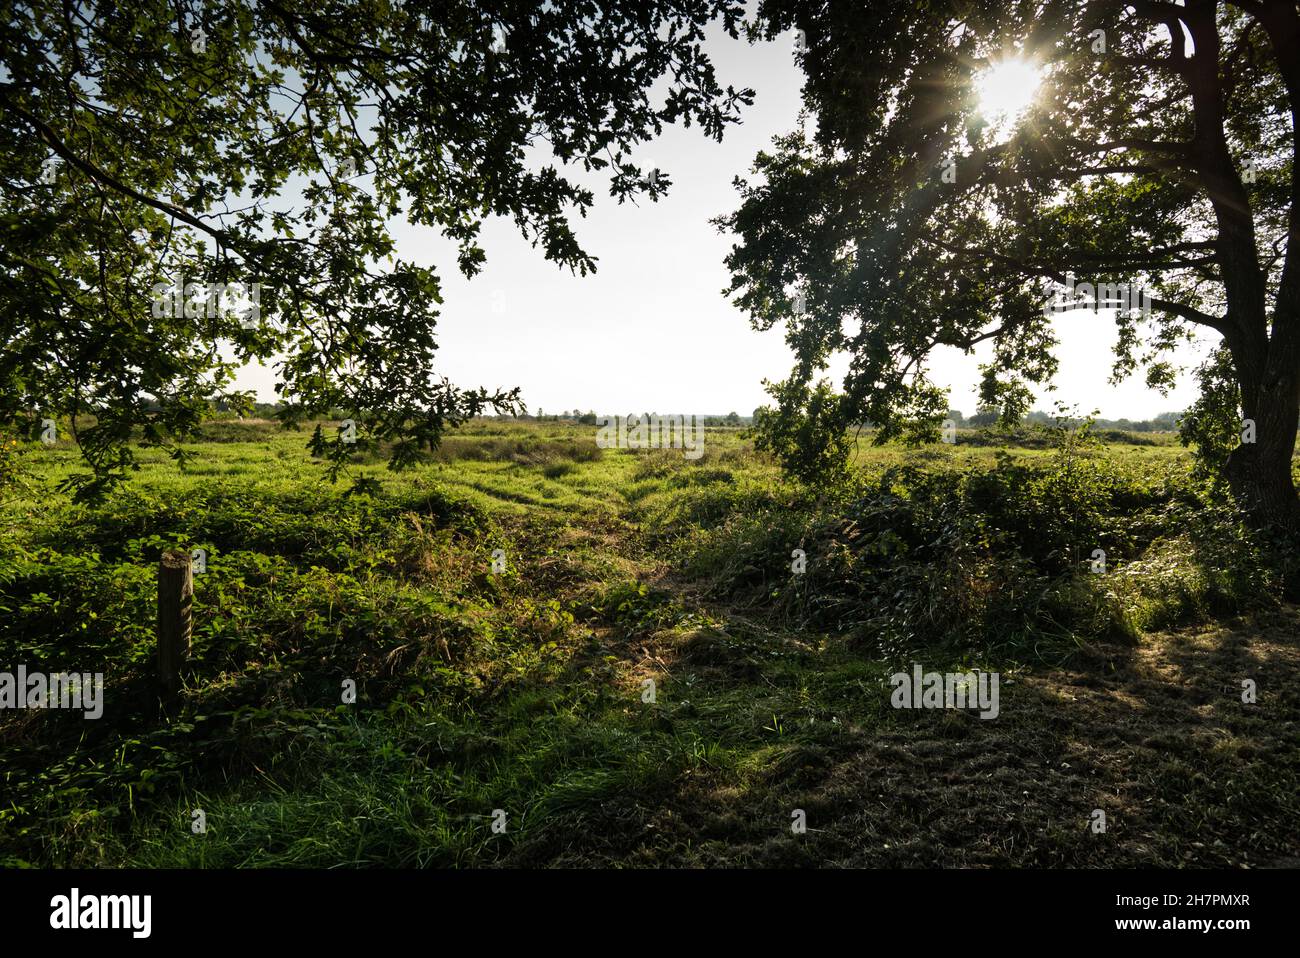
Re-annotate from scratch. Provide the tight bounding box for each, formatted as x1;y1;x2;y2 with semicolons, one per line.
975;58;1043;124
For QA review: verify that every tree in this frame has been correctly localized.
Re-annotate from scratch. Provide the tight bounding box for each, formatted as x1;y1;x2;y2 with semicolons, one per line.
721;1;1300;529
1;0;752;499
752;378;853;482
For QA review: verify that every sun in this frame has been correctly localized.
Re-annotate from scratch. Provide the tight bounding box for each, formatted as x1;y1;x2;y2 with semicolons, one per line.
974;58;1043;125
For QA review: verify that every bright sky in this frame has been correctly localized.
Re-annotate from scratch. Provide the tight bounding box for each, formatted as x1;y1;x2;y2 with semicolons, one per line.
234;25;1212;420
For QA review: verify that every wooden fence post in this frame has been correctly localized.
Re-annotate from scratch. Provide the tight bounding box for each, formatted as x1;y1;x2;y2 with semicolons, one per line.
158;550;193;706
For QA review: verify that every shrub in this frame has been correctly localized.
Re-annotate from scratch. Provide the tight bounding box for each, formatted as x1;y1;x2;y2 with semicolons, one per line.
670;451;1276;660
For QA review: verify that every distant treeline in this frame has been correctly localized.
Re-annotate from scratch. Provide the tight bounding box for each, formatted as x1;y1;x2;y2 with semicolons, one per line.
211;402;1183;433
515;411;748;426
953;408;1183;432
211;404;752;427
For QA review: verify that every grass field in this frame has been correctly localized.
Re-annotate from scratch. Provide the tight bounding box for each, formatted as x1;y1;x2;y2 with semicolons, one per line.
1;419;1297;867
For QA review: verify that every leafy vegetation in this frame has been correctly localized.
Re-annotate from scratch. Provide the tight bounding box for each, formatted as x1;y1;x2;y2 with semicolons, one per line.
2;420;1296;867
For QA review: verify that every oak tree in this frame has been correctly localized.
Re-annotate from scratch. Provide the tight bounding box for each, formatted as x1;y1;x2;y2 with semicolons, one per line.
1;0;752;497
722;0;1299;528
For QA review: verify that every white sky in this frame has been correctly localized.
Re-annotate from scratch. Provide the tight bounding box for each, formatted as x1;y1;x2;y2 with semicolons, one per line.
234;25;1211;420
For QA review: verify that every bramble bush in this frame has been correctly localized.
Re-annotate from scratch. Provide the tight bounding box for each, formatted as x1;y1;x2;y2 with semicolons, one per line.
666;447;1277;660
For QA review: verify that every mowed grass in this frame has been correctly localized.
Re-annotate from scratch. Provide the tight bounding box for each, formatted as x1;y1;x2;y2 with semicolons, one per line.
0;419;1296;867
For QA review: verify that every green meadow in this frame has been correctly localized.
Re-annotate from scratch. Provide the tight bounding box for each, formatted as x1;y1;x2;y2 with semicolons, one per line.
1;420;1297;867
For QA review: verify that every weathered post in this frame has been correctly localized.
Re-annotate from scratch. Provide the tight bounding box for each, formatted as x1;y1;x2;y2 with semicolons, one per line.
158;550;193;707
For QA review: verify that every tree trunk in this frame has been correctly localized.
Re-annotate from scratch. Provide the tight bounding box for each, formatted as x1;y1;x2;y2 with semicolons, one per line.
1226;370;1300;534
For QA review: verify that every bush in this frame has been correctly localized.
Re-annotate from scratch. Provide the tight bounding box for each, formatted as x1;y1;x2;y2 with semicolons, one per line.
667;451;1275;660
